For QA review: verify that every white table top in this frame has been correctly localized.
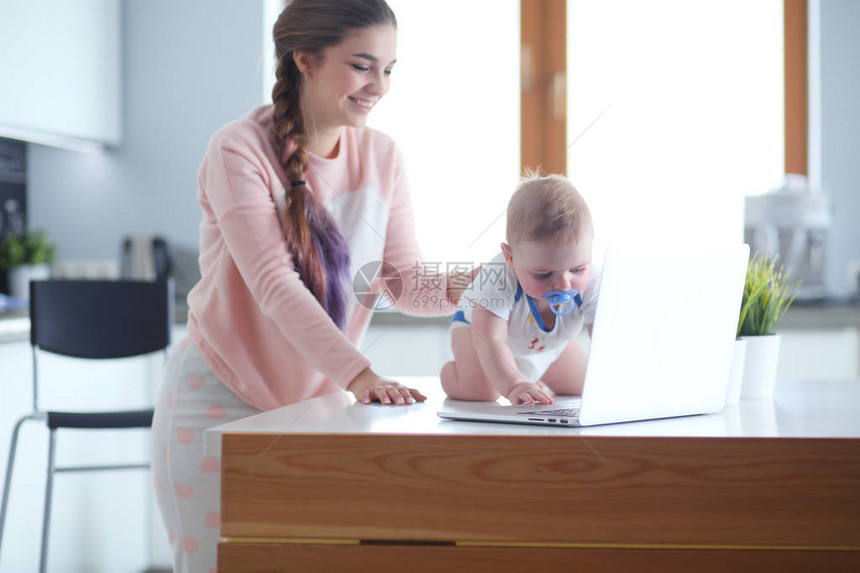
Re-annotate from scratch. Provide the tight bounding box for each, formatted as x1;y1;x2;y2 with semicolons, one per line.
205;378;860;455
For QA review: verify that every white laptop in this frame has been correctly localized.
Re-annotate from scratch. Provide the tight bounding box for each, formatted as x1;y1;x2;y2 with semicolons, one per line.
438;243;750;428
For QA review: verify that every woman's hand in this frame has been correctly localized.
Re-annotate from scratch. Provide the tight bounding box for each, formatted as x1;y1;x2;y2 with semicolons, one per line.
446;266;482;306
507;382;554;405
347;367;427;405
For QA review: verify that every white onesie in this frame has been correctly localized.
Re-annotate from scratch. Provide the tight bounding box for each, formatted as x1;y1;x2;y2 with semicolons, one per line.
453;252;601;382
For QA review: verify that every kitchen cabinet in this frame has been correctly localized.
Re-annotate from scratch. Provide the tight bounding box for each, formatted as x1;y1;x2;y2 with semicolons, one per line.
0;1;121;149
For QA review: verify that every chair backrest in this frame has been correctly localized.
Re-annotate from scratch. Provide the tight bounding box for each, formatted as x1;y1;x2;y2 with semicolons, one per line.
30;279;172;359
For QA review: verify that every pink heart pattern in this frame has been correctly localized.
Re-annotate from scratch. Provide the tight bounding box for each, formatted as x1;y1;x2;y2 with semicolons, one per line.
205;512;220;529
200;457;221;473
186;374;206;391
174;483;194;500
176;428;195;445
182;537;199;554
206;405;227;419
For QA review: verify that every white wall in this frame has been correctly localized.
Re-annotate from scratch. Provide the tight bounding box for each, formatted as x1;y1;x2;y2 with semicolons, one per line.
818;0;860;295
28;0;266;264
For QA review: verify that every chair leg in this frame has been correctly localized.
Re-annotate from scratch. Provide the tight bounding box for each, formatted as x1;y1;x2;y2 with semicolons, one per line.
0;415;36;555
38;429;57;573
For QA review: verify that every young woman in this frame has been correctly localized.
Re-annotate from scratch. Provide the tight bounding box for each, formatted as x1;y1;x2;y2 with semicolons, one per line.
151;1;468;571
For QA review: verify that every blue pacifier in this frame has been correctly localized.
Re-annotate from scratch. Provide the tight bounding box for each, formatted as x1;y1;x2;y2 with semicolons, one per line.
541;289;582;316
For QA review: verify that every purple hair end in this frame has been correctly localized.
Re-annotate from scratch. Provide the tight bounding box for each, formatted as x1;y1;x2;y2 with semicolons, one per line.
306;204;351;330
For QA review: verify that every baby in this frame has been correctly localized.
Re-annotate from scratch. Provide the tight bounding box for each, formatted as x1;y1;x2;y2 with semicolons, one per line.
440;173;599;405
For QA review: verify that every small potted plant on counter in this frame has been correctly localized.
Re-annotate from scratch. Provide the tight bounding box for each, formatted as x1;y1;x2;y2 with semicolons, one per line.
735;252;801;400
0;230;57;298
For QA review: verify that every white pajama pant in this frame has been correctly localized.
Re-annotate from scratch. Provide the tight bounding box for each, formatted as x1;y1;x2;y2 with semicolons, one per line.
151;338;259;573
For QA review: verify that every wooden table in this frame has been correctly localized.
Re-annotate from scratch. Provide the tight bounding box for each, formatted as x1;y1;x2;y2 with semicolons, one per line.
207;378;860;572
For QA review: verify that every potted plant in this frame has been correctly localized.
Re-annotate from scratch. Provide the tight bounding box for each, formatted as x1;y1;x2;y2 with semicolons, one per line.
735;252;801;400
0;230;57;298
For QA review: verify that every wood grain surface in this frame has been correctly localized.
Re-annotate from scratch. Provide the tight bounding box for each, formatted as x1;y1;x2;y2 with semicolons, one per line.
218;542;860;573
220;434;860;547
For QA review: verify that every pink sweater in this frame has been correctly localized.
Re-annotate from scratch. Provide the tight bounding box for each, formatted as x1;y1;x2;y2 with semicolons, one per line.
187;105;449;410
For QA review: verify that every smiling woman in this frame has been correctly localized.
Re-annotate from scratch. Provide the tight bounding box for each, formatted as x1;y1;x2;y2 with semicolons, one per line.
149;1;477;572
293;26;397;143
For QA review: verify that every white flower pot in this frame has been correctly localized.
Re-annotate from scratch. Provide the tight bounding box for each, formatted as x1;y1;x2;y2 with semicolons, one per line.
7;264;51;298
725;338;747;406
739;334;781;400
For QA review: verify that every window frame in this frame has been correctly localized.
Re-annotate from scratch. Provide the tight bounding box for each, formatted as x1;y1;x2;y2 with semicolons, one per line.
523;0;805;176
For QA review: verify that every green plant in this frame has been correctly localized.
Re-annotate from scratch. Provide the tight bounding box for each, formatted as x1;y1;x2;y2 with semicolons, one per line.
0;230;57;269
737;252;801;337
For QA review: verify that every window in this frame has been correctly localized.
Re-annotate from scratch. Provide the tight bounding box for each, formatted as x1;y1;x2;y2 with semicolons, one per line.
370;1;784;267
368;0;520;266
567;0;784;254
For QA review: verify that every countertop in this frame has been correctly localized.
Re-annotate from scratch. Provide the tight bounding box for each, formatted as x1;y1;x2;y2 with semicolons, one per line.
206;377;860;457
779;296;860;328
0;311;28;344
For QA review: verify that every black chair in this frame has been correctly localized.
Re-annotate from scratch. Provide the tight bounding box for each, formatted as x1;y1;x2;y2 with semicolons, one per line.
0;279;172;572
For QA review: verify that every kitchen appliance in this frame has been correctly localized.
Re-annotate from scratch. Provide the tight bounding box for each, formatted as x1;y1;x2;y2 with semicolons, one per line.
744;175;830;301
121;234;173;281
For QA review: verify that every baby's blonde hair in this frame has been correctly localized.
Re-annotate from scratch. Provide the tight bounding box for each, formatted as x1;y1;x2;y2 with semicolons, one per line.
506;172;592;246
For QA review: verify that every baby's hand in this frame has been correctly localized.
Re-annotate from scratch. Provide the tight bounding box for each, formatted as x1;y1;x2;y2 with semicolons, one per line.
507;382;554;405
534;380;555;396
